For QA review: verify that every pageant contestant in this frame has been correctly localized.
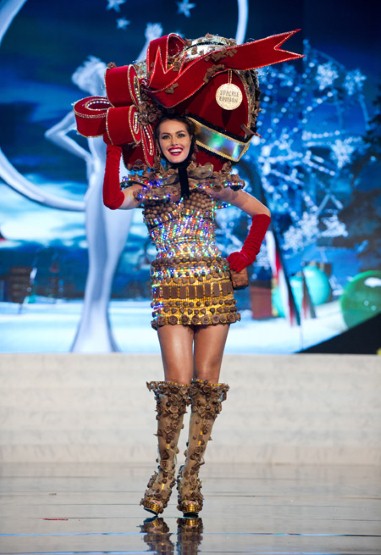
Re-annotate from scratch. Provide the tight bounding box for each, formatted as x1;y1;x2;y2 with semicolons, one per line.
74;31;302;516
102;113;270;516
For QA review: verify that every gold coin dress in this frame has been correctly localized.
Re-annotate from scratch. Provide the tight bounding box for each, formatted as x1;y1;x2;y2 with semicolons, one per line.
130;172;242;330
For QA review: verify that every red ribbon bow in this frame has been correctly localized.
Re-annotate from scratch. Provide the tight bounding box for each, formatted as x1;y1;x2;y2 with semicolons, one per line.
73;64;156;167
145;30;303;108
73;31;303;168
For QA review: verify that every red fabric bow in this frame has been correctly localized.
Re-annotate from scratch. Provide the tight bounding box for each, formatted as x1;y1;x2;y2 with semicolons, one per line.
73;64;156;167
146;30;303;108
73;30;303;169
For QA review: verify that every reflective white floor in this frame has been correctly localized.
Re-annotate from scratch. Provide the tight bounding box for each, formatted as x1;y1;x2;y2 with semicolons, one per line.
0;463;380;554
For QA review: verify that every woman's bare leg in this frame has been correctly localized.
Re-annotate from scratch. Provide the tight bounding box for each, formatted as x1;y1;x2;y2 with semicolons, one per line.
193;324;230;382
177;324;230;516
157;325;195;384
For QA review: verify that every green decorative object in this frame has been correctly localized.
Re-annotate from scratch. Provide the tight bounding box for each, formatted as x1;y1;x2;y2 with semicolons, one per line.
340;270;381;328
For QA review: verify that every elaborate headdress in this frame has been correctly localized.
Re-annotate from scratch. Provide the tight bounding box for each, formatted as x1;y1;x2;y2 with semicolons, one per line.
74;30;302;170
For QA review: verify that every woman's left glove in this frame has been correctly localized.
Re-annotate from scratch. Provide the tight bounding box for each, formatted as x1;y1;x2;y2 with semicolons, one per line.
103;144;125;210
227;213;271;272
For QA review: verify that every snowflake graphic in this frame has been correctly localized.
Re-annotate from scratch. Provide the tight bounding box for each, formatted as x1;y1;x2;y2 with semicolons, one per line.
241;40;369;255
315;62;339;90
117;18;130;30
344;69;366;96
320;214;348;238
330;138;356;169
177;0;196;17
106;0;126;12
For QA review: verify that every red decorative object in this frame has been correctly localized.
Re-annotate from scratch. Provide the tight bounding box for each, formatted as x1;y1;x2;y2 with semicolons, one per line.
146;30;302;107
73;30;303;170
227;214;271;272
74;65;156;167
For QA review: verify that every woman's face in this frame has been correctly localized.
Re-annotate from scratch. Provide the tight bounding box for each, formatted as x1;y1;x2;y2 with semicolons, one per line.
157;119;192;164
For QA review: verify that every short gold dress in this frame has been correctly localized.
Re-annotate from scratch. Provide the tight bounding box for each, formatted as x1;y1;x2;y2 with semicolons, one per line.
129;168;242;330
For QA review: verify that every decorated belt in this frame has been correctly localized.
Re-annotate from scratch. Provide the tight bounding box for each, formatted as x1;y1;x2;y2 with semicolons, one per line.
151;255;226;268
155;280;233;300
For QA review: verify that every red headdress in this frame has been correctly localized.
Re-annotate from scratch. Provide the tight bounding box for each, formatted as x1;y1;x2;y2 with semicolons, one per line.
73;30;303;170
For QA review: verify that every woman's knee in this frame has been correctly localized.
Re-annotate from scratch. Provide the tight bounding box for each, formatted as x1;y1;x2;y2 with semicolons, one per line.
158;325;194;383
194;357;222;382
193;325;229;382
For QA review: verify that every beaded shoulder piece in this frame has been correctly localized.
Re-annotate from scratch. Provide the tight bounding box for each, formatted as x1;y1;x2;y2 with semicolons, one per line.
121;162;246;204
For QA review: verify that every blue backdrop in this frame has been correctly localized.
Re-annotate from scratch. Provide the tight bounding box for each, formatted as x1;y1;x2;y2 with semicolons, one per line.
1;0;380;353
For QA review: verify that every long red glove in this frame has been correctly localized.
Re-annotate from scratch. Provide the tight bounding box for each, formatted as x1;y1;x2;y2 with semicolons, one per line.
227;213;271;272
103;144;125;210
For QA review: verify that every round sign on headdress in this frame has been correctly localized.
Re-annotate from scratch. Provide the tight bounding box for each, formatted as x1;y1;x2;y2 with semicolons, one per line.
215;71;243;110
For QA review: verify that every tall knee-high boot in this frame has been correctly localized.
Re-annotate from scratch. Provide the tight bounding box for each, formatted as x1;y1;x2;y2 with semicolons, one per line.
177;379;229;516
141;381;189;515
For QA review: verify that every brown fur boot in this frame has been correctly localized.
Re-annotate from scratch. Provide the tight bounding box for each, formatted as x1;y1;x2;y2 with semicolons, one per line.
177;379;229;516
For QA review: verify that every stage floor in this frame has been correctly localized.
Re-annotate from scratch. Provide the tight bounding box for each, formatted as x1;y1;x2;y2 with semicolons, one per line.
0;462;380;554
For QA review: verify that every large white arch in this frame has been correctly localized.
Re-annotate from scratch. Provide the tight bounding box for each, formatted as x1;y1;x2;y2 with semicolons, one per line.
0;0;249;352
0;0;84;210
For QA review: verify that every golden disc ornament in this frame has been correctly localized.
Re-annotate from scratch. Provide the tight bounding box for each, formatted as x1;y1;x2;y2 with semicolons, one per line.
215;82;243;110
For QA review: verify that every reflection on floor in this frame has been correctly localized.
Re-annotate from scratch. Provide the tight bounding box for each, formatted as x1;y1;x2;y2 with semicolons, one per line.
0;462;380;554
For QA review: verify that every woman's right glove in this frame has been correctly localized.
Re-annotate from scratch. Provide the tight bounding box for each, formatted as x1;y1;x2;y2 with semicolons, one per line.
103;144;125;210
227;213;271;272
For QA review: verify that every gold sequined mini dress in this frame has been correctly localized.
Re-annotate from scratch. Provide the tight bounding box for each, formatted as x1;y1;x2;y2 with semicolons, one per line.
139;181;241;330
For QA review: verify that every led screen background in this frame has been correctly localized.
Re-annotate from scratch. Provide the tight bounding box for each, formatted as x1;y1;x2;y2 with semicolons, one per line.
0;0;380;353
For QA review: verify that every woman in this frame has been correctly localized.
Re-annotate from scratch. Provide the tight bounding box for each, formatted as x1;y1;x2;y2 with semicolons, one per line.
102;114;271;517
